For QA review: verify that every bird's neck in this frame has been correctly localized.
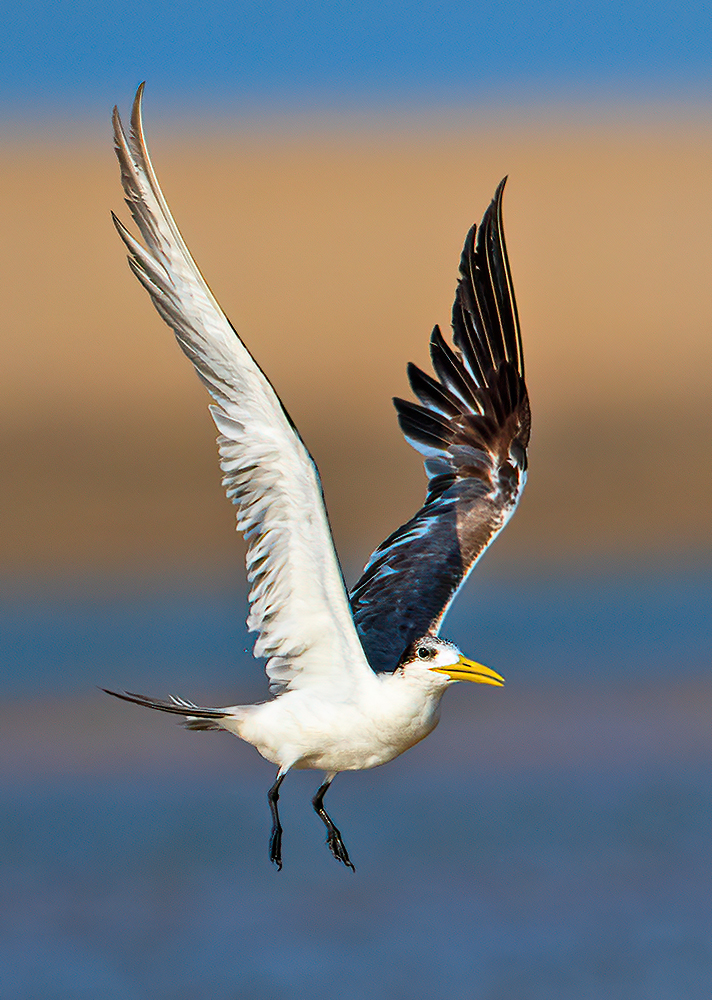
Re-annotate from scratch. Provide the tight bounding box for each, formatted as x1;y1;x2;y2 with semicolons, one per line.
372;670;448;749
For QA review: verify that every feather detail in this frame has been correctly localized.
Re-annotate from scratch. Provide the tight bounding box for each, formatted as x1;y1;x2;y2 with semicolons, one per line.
350;179;529;672
113;86;374;695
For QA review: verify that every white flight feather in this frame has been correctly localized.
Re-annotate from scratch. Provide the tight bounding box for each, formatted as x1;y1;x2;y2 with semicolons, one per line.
112;87;373;695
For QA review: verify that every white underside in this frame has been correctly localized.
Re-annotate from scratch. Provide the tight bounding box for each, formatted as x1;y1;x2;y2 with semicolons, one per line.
217;670;450;774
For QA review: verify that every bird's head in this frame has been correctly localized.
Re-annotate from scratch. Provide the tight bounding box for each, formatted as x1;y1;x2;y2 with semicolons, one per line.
398;636;505;687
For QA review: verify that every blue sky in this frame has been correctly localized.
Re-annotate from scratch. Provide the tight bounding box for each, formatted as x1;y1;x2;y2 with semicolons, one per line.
2;1;710;122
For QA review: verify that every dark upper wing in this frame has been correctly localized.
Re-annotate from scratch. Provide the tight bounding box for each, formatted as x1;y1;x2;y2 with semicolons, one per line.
350;178;530;672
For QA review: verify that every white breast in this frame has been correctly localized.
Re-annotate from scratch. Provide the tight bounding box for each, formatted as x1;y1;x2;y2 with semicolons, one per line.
222;671;447;773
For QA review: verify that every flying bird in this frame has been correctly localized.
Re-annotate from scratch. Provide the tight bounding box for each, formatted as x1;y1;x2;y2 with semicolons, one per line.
105;85;531;871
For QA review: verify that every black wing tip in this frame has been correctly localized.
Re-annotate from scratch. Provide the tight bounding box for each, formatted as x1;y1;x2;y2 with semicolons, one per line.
454;174;524;376
486;176;509;223
393;395;450;428
462;176;508;252
484;175;510;244
429;323;445;349
398;179;529;458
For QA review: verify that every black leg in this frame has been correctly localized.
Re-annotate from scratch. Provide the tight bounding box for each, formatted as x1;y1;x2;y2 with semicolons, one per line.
312;777;355;871
268;772;285;870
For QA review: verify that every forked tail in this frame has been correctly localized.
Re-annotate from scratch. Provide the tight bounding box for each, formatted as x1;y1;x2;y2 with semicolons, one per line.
102;688;229;731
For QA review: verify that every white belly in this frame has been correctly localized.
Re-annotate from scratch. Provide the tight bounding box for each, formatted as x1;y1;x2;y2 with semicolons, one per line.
223;679;444;773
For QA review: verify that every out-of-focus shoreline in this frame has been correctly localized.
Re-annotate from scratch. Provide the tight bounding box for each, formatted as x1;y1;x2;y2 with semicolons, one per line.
2;117;712;574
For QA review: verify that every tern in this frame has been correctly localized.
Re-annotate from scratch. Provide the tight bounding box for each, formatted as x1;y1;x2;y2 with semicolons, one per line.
104;86;530;870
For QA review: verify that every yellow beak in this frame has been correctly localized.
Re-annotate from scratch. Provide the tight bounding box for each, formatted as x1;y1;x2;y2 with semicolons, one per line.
431;654;505;686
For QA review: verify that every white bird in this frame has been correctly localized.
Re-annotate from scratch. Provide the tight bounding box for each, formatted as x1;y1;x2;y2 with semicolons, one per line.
104;85;530;870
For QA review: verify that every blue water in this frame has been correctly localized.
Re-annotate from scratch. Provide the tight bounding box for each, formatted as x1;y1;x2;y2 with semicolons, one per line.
3;564;712;697
1;565;711;998
2;765;710;999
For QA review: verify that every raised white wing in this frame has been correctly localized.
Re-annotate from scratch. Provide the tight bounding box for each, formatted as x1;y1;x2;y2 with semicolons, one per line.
113;85;373;695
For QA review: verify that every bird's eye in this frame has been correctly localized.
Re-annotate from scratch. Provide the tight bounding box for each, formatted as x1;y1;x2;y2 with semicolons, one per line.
417;647;431;659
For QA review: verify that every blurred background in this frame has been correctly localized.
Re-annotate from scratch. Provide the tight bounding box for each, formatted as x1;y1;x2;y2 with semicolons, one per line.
1;3;711;998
